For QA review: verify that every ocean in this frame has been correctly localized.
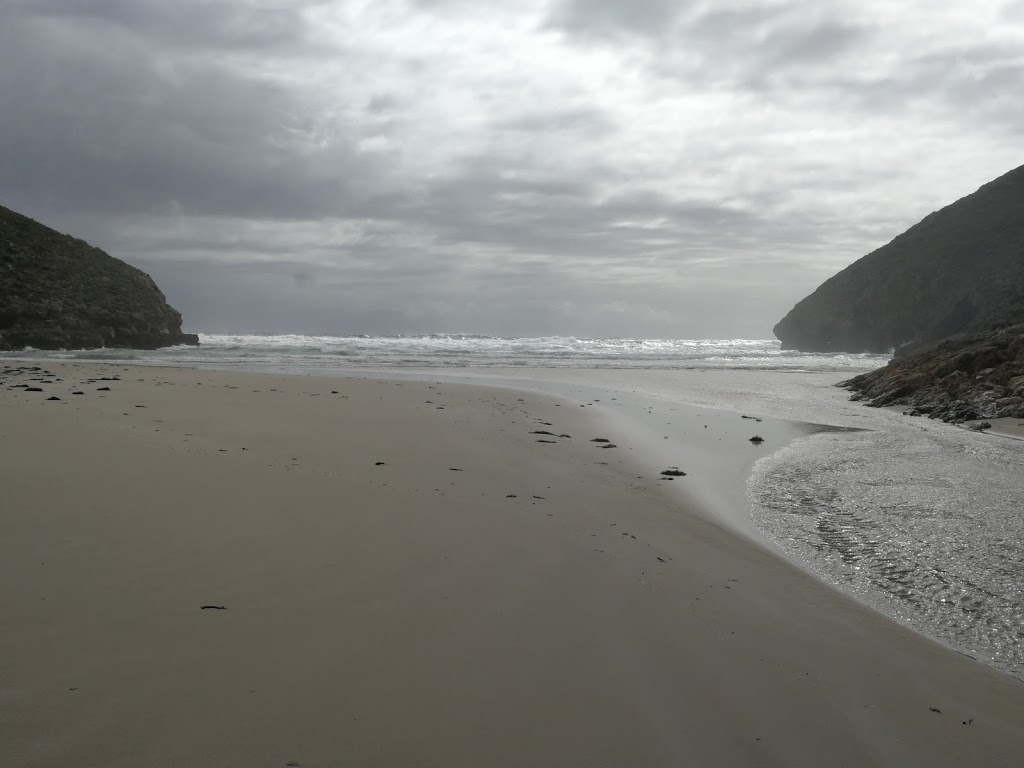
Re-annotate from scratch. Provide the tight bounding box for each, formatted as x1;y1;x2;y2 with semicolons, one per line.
19;333;885;372
7;333;1022;679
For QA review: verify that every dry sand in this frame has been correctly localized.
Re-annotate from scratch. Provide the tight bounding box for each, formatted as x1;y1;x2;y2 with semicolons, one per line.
2;362;1023;767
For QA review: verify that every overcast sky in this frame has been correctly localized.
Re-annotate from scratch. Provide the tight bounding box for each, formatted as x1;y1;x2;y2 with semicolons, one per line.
2;0;1022;338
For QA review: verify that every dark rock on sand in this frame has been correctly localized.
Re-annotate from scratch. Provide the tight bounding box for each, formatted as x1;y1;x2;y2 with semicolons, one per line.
0;204;199;351
660;468;687;477
749;436;765;444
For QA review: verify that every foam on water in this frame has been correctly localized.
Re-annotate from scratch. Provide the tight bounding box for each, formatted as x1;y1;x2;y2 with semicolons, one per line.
2;333;889;372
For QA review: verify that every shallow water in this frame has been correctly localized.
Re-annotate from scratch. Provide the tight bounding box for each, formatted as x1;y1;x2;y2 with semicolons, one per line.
751;416;1024;679
650;368;1024;680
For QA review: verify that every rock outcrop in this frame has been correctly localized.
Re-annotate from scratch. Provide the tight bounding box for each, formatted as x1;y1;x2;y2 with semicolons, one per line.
0;205;198;351
840;324;1024;422
774;164;1024;353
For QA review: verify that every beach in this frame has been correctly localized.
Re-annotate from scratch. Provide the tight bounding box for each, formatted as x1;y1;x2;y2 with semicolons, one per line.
2;362;1024;767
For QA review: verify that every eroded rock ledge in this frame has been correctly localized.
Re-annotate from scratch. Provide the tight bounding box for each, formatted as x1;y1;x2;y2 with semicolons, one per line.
840;324;1024;422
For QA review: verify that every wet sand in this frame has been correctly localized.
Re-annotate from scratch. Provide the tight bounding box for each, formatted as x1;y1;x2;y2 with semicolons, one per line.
973;416;1024;440
2;362;1023;767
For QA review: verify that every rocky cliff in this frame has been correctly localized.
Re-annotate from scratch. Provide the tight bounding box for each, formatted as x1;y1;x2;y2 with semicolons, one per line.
0;205;198;351
840;324;1024;422
773;164;1024;353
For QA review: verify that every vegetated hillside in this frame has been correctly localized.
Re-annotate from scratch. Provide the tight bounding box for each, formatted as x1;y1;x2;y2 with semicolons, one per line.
0;205;198;350
774;164;1024;353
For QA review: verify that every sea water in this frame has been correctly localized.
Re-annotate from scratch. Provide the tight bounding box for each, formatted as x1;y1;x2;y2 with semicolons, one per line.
7;334;1022;679
12;333;884;372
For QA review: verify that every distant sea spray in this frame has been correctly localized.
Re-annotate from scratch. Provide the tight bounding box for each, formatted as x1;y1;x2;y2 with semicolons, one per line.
5;333;892;373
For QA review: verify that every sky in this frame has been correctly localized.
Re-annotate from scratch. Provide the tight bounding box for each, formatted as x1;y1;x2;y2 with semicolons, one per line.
1;0;1022;339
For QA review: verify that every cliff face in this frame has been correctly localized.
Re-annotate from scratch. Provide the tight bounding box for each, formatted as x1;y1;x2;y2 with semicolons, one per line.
840;324;1024;422
0;205;198;351
774;165;1024;353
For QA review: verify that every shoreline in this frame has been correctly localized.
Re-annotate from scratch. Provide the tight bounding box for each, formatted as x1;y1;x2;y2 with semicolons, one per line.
7;359;1022;676
3;362;1024;766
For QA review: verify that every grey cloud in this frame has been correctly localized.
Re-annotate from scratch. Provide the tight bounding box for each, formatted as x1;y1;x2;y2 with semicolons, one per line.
546;0;691;40
783;43;1024;138
499;107;618;136
550;0;868;70
685;4;787;39
408;0;481;11
1;0;872;259
367;94;403;114
2;0;1020;339
669;6;871;86
553;0;1018;143
384;156;825;271
12;0;315;53
652;6;1023;140
758;19;868;67
0;10;376;219
1003;1;1024;22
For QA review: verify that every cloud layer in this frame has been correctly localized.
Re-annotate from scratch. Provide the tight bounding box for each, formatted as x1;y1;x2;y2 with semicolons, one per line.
2;0;1021;337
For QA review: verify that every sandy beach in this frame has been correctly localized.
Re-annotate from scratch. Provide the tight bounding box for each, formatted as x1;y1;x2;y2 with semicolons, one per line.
2;363;1023;767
